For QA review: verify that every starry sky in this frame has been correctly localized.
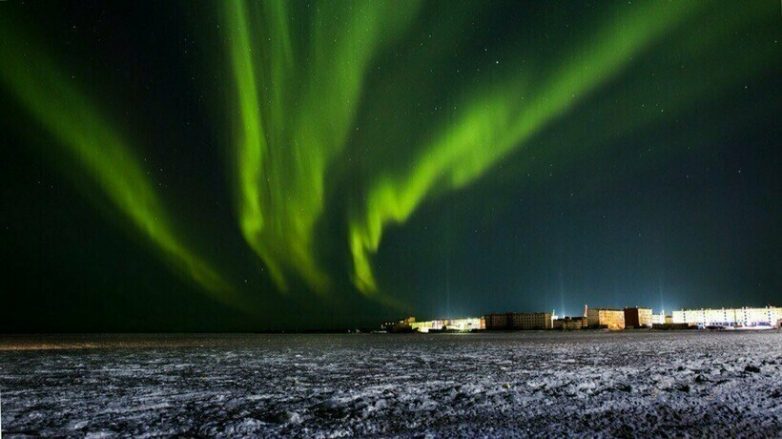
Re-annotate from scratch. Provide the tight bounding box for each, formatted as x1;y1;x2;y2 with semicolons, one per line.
1;1;780;331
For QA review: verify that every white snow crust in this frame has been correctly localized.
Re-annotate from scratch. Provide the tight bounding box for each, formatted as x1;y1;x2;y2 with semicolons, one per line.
1;331;781;437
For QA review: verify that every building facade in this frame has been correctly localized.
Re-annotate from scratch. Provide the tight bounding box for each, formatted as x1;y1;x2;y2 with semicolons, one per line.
411;317;485;333
587;308;625;330
381;316;416;332
486;313;509;329
553;316;588;330
485;312;553;330
672;306;782;328
651;313;667;325
624;307;653;328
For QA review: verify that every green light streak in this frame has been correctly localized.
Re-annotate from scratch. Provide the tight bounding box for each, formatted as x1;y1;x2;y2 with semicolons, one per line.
0;0;772;320
225;0;419;292
0;28;234;300
348;1;699;293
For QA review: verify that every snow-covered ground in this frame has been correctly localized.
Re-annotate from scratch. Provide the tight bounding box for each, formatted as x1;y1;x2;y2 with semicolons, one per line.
1;331;781;437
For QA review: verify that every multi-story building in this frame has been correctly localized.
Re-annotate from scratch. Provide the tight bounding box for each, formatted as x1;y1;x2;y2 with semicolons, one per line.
553;316;588;330
381;316;416;332
411;317;485;333
672;306;782;328
651;313;675;325
484;312;553;330
624;307;653;328
485;313;509;329
587;308;625;330
512;312;553;330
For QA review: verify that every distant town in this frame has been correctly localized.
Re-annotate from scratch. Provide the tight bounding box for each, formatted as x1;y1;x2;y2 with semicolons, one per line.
380;305;782;333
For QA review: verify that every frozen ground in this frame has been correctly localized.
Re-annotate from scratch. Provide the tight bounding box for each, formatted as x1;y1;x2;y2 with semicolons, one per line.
1;331;781;438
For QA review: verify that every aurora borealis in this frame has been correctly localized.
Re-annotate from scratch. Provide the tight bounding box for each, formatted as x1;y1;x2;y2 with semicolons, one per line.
0;23;236;304
1;1;780;331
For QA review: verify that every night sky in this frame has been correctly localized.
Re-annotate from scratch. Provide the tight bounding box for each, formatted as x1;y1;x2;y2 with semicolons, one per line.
1;1;780;332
